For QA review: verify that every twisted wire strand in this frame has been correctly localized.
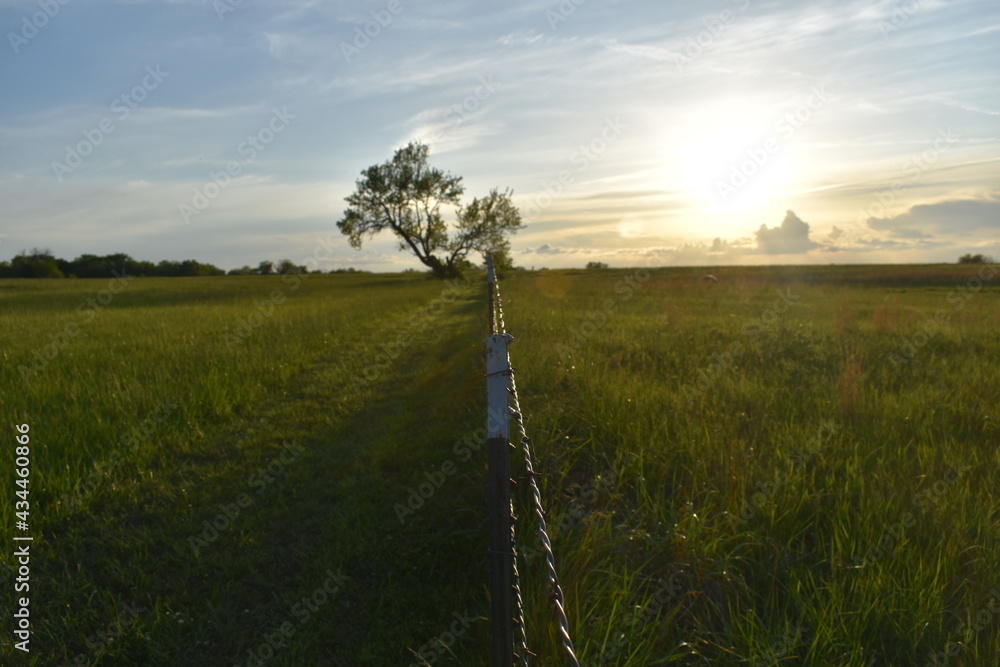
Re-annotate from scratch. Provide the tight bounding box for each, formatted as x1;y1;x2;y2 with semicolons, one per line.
512;511;530;665
508;377;580;666
494;278;507;335
491;275;580;666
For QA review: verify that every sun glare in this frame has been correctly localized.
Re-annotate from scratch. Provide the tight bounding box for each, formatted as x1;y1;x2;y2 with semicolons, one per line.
618;213;646;238
670;100;793;218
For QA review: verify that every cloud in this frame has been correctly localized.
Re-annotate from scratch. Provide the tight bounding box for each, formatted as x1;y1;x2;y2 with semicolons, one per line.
867;195;1000;237
2;0;997;272
400;103;506;155
754;210;821;254
498;30;544;46
818;233;952;254
866;225;932;239
529;244;564;254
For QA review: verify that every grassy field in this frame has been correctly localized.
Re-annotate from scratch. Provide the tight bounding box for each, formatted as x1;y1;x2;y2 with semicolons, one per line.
0;264;998;665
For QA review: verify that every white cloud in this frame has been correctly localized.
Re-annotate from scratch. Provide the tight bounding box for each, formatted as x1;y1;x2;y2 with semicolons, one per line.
755;210;821;254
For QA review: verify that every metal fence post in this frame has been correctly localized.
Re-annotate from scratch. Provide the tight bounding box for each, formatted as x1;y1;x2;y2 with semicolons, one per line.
484;252;580;665
486;301;513;663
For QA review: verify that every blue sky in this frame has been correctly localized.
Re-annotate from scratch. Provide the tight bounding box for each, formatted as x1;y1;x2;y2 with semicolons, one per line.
1;0;998;271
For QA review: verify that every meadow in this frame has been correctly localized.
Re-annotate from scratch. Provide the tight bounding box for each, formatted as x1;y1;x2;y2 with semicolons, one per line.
0;263;997;665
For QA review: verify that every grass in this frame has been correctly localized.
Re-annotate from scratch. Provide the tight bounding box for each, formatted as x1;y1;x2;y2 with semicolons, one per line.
504;264;999;665
0;263;998;665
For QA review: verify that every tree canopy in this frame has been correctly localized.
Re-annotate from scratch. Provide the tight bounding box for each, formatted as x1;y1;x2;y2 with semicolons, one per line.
0;250;225;278
0;251;362;279
958;253;994;264
336;141;523;278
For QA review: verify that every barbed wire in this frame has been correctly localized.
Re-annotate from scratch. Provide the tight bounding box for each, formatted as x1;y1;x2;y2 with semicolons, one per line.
493;277;507;336
489;260;580;666
508;369;580;666
512;517;530;665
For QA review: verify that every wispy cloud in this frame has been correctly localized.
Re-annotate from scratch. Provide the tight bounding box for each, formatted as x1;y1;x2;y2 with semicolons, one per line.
0;0;997;269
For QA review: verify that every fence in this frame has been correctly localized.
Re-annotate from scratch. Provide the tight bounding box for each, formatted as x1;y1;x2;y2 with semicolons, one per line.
485;255;580;666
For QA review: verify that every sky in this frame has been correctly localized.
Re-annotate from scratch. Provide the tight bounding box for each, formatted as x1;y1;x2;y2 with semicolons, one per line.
1;0;998;272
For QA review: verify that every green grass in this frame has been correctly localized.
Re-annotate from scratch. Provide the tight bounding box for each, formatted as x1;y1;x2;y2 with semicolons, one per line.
1;264;998;665
503;265;999;665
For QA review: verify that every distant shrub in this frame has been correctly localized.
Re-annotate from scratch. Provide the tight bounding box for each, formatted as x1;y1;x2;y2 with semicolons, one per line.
958;253;994;264
11;249;64;278
276;259;307;275
586;261;610;270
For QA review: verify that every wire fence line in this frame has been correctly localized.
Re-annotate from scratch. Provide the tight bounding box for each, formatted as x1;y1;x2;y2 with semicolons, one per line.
486;255;580;666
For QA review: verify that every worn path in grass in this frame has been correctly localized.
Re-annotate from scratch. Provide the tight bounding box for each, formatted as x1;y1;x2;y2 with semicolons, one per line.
16;285;492;666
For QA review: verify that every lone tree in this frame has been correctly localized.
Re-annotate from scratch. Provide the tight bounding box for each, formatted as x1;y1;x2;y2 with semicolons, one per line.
959;253;993;264
336;141;523;278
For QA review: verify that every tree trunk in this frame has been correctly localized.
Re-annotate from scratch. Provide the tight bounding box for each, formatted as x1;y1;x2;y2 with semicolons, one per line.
426;255;461;279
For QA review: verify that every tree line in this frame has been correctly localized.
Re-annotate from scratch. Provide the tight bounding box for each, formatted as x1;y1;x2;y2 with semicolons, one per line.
0;250;365;279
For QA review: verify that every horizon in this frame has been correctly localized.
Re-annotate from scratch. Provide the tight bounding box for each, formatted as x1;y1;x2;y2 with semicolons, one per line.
3;248;996;275
2;1;998;271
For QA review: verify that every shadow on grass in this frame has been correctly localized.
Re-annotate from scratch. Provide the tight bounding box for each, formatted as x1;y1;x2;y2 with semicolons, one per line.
26;296;491;666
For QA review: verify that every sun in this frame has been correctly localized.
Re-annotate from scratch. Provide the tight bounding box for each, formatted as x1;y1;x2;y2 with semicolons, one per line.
669;99;792;218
